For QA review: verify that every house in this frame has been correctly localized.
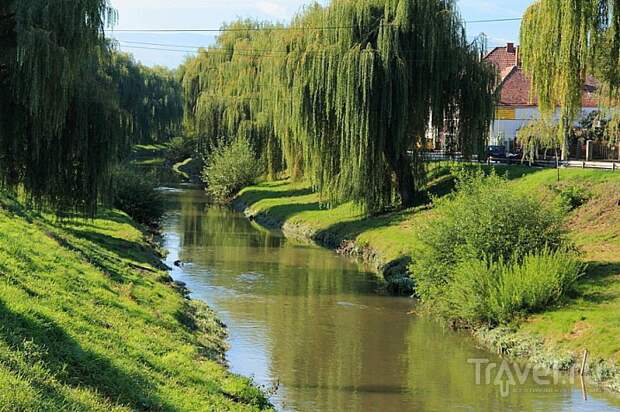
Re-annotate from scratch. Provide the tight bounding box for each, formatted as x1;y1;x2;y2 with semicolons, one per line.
485;43;599;151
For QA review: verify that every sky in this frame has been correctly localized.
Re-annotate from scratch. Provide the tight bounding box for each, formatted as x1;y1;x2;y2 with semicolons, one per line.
107;0;535;68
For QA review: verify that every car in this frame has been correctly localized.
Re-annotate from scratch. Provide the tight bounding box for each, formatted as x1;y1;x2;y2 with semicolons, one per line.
487;145;507;158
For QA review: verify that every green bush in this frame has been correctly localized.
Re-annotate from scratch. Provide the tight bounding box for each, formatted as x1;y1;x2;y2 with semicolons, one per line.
554;184;591;210
112;166;164;226
166;136;195;164
202;137;263;202
413;169;581;326
445;250;584;325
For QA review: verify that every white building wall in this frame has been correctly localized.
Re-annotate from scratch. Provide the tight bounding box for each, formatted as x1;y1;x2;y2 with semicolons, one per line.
490;107;599;147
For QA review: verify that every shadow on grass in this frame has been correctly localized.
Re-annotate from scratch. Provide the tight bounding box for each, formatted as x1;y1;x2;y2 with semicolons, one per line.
0;299;170;410
240;187;314;207
45;229;150;286
314;209;413;246
64;228;160;269
573;261;620;304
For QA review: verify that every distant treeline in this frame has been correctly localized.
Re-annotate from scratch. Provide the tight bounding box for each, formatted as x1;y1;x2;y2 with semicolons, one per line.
0;1;182;215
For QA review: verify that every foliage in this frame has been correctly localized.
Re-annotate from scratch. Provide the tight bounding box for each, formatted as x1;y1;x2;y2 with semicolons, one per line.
444;249;584;325
412;169;576;326
112;166;164;226
109;52;184;145
520;0;620;151
516;119;560;161
0;3;182;216
553;184;592;210
166;135;196;164
604;112;620;145
0;0;120;215
182;1;497;213
202;137;263;202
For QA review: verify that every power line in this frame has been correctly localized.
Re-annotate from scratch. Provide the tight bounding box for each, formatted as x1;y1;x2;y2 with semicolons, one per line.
107;17;522;33
119;41;504;59
117;40;287;53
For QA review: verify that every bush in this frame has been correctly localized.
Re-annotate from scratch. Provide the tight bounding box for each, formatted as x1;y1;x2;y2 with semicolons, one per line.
202;137;263;202
413;169;581;326
445;250;584;325
553;184;591;210
112;166;164;226
166;136;195;164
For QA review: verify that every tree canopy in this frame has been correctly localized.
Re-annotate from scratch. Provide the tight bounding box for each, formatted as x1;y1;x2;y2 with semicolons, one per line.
520;0;620;149
109;52;184;145
182;0;497;213
0;1;183;215
0;0;119;214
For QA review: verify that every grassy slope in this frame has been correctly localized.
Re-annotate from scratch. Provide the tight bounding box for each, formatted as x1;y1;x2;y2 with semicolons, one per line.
237;167;620;368
510;170;620;365
237;165;535;264
0;195;270;411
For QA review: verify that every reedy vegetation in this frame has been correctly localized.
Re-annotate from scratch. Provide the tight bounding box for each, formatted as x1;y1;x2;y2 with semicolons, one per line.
182;0;497;214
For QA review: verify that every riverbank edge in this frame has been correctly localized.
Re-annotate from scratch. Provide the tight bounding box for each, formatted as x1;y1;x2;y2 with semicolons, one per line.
231;198;413;293
230;196;620;396
148;223;274;408
0;189;272;410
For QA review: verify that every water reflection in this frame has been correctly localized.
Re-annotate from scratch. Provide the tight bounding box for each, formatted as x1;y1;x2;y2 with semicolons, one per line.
162;188;620;412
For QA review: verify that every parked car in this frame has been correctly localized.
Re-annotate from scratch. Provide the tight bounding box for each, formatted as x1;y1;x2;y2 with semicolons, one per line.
487;145;506;158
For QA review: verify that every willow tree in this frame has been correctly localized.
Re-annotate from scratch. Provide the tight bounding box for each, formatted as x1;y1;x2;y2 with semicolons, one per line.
516;119;559;162
109;52;183;145
0;0;124;214
183;1;496;213
267;0;496;212
182;21;284;179
520;0;620;159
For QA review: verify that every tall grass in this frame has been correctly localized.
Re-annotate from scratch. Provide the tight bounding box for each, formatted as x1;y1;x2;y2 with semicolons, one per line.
446;249;584;325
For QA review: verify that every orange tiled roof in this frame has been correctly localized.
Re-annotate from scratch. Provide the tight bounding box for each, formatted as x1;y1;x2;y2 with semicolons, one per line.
484;43;598;108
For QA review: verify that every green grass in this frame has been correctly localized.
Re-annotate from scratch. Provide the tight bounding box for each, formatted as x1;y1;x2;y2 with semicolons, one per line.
513;171;620;364
238;180;425;263
0;195;271;411
237;167;620;367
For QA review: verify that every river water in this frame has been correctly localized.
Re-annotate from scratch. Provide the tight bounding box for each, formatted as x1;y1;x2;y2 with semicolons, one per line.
160;186;620;412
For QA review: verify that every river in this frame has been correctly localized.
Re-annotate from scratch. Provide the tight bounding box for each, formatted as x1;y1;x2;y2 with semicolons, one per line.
160;186;620;412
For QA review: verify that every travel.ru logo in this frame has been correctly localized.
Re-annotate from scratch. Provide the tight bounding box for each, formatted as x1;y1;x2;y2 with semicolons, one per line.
467;358;579;397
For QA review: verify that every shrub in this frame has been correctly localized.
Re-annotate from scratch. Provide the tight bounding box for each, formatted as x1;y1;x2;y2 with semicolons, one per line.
112;166;164;226
445;250;584;325
202;137;263;202
553;184;591;210
166;136;195;164
413;169;580;326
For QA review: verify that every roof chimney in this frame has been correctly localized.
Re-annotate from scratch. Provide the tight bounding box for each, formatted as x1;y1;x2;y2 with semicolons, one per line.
506;42;515;53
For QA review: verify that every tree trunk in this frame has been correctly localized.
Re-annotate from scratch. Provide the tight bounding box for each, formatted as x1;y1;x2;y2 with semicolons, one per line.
394;155;416;209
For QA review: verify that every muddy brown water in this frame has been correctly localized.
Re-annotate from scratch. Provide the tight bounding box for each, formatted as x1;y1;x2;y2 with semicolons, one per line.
161;186;620;412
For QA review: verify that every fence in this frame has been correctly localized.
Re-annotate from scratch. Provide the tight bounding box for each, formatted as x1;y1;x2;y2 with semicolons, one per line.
422;151;620;172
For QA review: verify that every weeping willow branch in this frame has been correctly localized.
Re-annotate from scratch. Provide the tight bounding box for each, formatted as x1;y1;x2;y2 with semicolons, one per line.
182;0;497;214
520;0;620;157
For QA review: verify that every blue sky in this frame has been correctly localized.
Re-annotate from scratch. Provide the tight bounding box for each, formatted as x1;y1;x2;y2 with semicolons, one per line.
107;0;535;68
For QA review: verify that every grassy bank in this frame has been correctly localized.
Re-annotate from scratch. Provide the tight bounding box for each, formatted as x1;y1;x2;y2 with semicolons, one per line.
130;144;169;166
234;165;535;285
0;194;270;411
235;166;620;390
